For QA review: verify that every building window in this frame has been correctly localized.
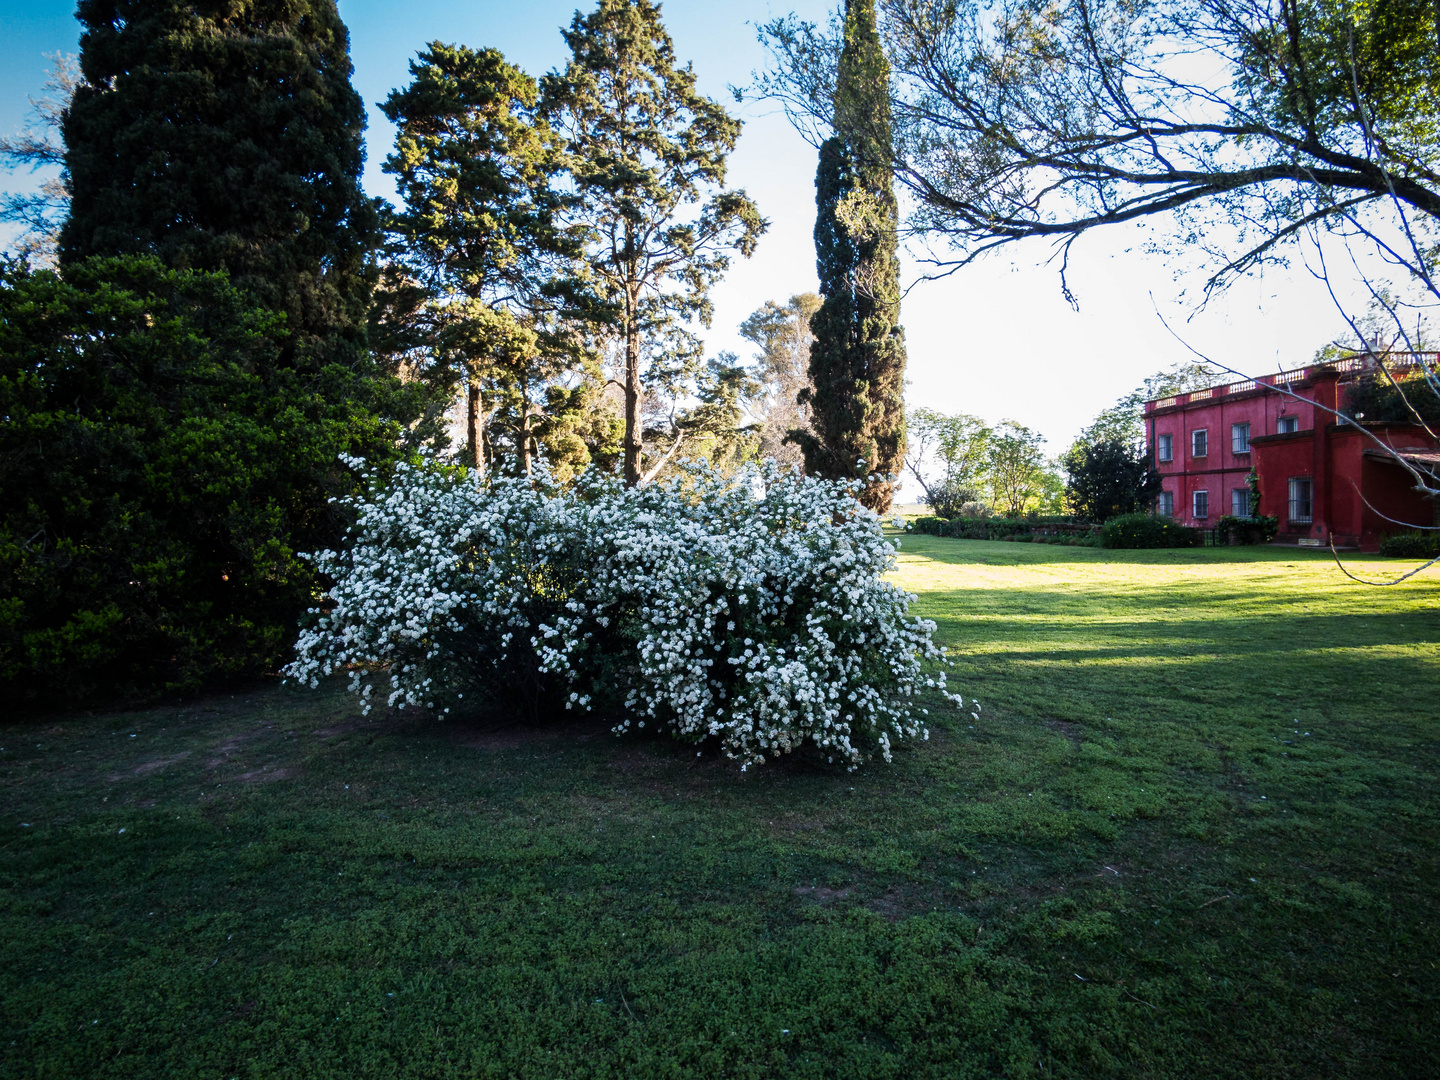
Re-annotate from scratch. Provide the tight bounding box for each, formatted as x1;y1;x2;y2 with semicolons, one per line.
1191;429;1208;457
1231;422;1251;453
1157;490;1174;517
1157;433;1173;462
1287;477;1313;523
1232;488;1251;517
1277;415;1298;434
1193;490;1209;519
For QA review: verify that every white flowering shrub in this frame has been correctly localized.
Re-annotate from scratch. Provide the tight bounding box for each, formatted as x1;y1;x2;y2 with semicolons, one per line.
285;459;967;769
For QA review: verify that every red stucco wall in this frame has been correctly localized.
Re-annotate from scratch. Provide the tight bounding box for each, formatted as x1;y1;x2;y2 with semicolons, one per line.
1146;366;1436;550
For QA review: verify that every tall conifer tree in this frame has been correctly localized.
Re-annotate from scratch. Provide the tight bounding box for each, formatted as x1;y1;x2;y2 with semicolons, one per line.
59;0;380;368
542;0;765;486
382;43;564;472
795;0;906;512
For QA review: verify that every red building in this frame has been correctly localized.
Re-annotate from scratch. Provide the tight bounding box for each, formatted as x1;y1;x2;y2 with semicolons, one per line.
1144;355;1439;550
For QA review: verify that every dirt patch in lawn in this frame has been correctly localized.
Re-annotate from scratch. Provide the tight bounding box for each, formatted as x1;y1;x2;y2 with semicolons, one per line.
132;752;191;776
233;766;298;784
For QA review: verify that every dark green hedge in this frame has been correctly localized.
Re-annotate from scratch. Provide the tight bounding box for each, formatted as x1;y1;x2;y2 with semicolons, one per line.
0;257;401;704
910;516;1095;542
1099;513;1203;549
1379;531;1440;558
1214;514;1279;545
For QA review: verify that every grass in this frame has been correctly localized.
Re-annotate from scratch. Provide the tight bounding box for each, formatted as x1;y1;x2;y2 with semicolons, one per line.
2;538;1438;1078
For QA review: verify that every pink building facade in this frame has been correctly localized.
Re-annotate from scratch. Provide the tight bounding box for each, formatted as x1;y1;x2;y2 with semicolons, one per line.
1144;357;1438;550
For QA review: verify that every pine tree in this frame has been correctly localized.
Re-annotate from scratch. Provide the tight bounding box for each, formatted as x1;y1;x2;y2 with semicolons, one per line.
382;42;569;472
794;0;906;512
542;0;765;486
59;0;380;368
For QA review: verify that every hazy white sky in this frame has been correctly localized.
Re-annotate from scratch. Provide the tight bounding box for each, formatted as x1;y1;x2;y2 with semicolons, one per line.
2;0;1363;478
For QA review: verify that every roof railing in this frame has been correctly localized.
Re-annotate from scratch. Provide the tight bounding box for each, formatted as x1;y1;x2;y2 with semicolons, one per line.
1143;351;1439;409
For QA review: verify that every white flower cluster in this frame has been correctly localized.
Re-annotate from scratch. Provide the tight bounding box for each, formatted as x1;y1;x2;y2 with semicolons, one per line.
284;458;965;769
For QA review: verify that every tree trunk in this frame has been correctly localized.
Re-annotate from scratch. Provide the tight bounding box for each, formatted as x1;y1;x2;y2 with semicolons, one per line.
520;395;532;477
465;380;484;472
623;288;643;486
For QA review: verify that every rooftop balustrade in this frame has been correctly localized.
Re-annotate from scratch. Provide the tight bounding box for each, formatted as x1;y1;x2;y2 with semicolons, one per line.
1143;352;1438;411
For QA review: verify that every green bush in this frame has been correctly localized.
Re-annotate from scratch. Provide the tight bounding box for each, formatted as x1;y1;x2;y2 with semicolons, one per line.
1100;512;1203;549
0;257;401;704
1215;514;1279;545
909;515;1094;541
1379;531;1440;558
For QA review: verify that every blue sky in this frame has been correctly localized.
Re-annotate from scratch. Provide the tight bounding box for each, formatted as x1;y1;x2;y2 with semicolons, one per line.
1;0;1355;471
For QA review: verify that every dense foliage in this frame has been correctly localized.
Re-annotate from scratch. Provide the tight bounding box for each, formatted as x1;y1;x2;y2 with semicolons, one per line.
1379;530;1440;558
380;43;617;478
1063;436;1164;522
60;0;380;369
796;0;907;512
923;479;985;519
907;409;1064;517
541;0;765;486
286;461;961;769
1215;513;1280;545
1345;371;1440;427
1100;512;1203;549
0;258;398;702
909;515;1094;541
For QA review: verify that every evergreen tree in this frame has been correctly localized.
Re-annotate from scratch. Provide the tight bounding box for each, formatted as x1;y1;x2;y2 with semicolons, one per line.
0;256;398;702
542;0;765;486
1063;437;1163;523
795;0;906;513
59;0;380;368
382;43;581;474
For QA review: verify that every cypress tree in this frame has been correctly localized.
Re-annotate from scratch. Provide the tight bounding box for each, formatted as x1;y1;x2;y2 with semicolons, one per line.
794;0;906;512
59;0;380;368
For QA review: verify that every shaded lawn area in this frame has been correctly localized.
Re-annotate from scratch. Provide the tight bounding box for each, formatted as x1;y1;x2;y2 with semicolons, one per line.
2;538;1438;1078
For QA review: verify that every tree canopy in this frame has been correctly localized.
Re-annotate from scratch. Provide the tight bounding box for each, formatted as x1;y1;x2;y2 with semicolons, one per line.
381;41;607;477
0;257;397;702
60;0;380;367
1064;438;1165;522
759;0;1440;298
542;0;766;486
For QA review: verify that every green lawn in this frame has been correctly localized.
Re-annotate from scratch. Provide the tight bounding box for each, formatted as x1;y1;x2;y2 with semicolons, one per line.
2;539;1437;1078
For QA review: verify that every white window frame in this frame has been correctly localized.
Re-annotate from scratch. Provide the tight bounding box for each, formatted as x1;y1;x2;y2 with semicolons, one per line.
1157;490;1174;517
1231;422;1251;454
1191;429;1208;458
1277;415;1298;434
1231;488;1251;517
1193;490;1209;519
1287;477;1313;523
1156;433;1173;463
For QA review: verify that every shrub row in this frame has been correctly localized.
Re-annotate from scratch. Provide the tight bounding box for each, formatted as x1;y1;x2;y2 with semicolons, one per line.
1099;513;1203;548
1214;514;1279;545
910;516;1095;541
1379;531;1440;558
